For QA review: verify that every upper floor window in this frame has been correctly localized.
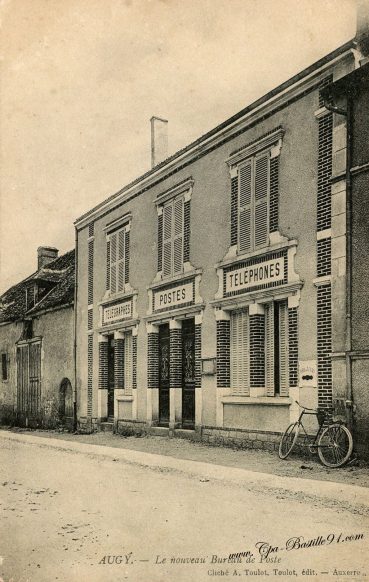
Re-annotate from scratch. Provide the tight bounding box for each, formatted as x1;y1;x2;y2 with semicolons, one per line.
162;197;184;277
104;213;132;296
107;226;129;294
238;153;269;253
156;178;193;279
227;127;284;255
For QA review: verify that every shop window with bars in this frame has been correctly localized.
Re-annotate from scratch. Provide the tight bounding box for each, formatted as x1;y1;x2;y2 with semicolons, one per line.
107;226;129;294
238;152;270;253
229;301;289;396
162;197;184;277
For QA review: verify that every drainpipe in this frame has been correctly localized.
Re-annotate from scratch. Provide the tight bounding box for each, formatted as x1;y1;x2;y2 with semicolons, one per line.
73;227;78;432
323;97;353;431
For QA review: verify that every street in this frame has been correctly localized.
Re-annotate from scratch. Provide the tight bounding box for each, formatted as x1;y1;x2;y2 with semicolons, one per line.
0;432;368;582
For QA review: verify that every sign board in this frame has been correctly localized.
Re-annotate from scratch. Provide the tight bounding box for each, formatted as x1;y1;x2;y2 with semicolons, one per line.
225;256;284;294
154;281;193;311
103;300;132;324
299;360;317;387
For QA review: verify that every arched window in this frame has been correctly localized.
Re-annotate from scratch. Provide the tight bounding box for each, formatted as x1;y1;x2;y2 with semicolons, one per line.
59;378;73;420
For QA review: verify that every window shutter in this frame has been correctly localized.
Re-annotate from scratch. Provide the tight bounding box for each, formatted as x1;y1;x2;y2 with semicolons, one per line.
110;232;117;294
254;154;269;248
238;162;252;253
279;301;289;396
230;310;250;395
124;332;133;395
106;240;111;291
265;303;275;396
173;198;183;274
163;204;172;276
117;229;125;292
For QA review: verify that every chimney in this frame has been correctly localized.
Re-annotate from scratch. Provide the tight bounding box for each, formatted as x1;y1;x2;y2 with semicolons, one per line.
151;116;168;168
37;246;58;269
356;0;369;63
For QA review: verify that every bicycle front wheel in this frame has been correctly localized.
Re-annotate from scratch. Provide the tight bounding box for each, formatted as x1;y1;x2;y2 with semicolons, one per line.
279;422;300;459
318;424;353;468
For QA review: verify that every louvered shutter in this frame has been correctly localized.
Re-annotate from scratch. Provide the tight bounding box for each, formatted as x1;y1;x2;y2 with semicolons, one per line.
254;154;269;248
238;162;252;253
163;204;172;276
106;240;111;291
230;310;250;395
279;301;289;396
173;198;183;274
110;232;117;294
265;303;275;396
124;332;133;395
117;229;125;292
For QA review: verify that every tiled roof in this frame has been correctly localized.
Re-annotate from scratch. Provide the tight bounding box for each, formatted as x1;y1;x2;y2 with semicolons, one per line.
0;250;75;324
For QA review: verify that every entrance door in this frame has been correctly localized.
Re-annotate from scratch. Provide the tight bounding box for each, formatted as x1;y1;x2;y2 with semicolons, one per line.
182;318;195;428
17;341;41;425
107;336;115;418
158;324;170;425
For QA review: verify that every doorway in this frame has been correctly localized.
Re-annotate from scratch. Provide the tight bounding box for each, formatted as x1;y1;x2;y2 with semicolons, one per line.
107;336;115;419
182;318;195;428
158;324;170;426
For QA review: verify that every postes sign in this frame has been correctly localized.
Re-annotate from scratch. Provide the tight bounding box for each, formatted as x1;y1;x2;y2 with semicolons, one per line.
154;281;193;311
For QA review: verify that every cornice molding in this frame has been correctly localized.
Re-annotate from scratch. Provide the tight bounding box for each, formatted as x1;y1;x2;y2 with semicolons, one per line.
226;128;284;169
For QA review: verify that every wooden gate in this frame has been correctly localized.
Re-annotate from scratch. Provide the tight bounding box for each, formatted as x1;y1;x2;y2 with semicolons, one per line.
17;341;41;421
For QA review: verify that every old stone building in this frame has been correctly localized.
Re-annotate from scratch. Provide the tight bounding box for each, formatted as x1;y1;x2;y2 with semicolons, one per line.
321;13;369;458
0;247;75;428
74;27;364;452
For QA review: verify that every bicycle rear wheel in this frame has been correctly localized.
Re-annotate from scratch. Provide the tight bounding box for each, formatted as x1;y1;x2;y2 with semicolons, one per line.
279;422;300;459
318;424;353;468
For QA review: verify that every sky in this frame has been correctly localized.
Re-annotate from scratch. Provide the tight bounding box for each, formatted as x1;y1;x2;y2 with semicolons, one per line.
0;0;357;293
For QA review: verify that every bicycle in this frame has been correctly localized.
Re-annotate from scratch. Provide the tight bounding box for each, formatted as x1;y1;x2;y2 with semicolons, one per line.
278;401;353;468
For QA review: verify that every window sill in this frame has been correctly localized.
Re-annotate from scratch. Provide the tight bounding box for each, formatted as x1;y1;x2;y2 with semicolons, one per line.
216;238;297;270
116;395;134;402
148;267;202;290
99;288;138;307
221;396;292;406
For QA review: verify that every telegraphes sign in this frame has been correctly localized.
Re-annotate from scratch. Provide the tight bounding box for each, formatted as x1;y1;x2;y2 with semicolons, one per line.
225;256;285;294
102;300;132;324
154;281;194;311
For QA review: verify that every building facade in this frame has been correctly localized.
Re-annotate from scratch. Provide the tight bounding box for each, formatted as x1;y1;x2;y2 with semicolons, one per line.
0;248;75;428
322;39;369;458
75;41;359;449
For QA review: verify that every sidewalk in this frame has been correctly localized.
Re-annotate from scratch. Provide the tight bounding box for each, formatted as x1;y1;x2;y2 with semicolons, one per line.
2;426;369;492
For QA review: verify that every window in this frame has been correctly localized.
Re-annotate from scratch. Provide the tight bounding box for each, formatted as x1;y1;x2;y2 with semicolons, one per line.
229;300;288;396
107;226;129;294
230;310;250;395
1;353;8;381
162;197;184;277
238;152;269;253
124;331;133;395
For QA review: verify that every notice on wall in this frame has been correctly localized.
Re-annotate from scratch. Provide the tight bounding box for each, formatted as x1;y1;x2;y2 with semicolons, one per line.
299;360;317;387
103;300;132;324
154;281;193;311
225;256;285;294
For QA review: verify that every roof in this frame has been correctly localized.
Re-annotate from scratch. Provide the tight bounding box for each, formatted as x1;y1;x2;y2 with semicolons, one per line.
321;61;369;99
75;39;354;228
0;249;75;324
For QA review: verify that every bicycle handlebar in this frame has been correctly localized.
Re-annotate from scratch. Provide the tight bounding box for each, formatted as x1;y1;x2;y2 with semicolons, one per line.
294;400;333;414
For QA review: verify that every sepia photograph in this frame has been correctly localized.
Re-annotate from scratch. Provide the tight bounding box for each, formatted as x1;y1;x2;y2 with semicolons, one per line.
0;0;368;580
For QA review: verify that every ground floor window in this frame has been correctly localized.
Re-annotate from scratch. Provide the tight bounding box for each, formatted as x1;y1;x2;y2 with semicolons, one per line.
123;331;133;395
1;352;8;381
230;300;289;396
